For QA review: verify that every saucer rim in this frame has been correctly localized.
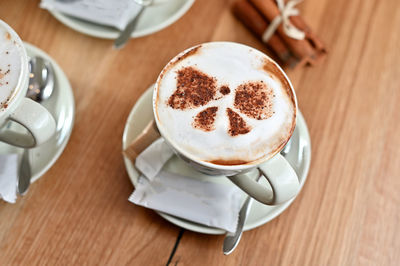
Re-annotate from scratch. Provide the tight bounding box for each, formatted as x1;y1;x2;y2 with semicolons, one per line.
49;0;195;39
122;84;311;235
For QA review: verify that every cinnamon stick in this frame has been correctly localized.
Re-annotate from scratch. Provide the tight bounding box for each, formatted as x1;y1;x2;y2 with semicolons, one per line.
123;119;161;163
249;0;318;65
232;0;297;67
289;14;327;53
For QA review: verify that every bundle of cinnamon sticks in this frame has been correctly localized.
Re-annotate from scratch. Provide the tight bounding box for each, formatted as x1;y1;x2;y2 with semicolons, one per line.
233;0;327;68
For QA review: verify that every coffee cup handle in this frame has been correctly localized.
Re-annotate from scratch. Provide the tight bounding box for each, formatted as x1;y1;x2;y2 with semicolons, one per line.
227;153;300;205
0;98;56;148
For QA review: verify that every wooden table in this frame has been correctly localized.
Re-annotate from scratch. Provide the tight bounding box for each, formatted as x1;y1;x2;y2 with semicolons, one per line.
1;0;399;265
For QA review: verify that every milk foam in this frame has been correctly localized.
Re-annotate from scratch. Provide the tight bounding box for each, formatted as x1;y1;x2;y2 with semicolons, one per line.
0;23;23;109
155;42;296;164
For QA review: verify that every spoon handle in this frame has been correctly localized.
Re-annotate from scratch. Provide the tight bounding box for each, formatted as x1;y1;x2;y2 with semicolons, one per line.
223;171;262;255
18;149;31;195
114;6;145;49
223;196;253;255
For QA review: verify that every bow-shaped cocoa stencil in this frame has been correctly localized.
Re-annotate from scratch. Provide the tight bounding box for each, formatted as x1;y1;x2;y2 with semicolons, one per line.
167;66;275;136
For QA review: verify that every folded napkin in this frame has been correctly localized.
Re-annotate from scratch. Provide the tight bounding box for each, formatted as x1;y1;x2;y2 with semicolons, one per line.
129;138;243;232
0;154;19;203
40;0;142;31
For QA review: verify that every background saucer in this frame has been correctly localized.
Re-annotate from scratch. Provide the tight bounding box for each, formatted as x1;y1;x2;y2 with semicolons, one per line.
0;43;75;183
122;85;311;234
50;0;195;39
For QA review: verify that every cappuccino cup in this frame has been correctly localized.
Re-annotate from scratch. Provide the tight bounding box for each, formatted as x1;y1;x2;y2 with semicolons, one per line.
153;42;299;205
0;20;55;148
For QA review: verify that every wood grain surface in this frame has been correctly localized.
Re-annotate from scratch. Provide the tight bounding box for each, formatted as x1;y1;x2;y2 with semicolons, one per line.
1;0;399;265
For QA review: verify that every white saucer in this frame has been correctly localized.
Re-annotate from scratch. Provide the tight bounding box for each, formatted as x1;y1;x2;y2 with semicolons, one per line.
50;0;195;39
122;85;311;235
0;43;75;184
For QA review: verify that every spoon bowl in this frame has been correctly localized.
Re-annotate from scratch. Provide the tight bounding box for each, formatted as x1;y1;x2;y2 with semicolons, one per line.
27;56;55;103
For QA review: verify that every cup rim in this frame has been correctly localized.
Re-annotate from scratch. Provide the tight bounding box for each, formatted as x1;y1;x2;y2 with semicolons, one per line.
0;19;29;114
153;41;297;171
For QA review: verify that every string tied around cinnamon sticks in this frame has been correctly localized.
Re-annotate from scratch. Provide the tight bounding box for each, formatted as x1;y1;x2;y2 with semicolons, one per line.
262;0;305;43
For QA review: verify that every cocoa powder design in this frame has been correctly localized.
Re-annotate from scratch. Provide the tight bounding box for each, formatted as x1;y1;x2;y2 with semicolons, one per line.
167;66;275;136
227;108;251;136
168;67;217;110
234;81;274;120
193;106;218;132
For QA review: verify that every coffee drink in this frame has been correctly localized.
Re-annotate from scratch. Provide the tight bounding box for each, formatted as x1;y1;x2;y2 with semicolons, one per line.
154;42;296;165
0;22;24;109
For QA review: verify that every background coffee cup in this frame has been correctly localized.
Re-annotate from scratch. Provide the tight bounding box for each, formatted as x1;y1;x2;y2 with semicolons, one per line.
152;42;300;205
0;20;56;148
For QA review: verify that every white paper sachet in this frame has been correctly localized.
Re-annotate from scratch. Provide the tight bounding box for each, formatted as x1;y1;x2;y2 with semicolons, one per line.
129;171;242;232
0;154;19;203
135;138;174;181
40;0;142;31
130;137;243;232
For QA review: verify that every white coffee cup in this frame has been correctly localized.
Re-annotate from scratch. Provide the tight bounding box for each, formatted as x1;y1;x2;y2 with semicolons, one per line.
0;20;56;148
153;42;300;205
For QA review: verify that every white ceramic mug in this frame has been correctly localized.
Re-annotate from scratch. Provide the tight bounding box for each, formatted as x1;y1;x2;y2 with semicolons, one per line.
0;20;56;148
153;43;300;205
